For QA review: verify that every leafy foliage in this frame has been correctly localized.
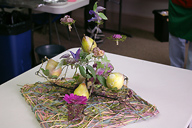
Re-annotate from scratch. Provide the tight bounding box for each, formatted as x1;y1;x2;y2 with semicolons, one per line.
40;68;49;76
96;75;107;87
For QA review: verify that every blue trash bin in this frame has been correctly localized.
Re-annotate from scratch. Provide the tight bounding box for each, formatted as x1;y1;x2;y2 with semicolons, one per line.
0;11;32;84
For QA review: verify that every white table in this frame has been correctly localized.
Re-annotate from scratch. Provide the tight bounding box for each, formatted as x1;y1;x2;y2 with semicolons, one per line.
1;48;192;128
34;0;89;14
33;0;89;44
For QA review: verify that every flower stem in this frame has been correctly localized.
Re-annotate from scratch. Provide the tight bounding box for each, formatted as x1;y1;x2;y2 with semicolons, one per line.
73;23;82;44
116;40;119;45
68;24;72;32
94;25;99;41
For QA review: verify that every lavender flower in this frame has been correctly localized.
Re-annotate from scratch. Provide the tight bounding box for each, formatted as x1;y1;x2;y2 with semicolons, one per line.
63;93;87;104
88;10;102;23
88;2;107;24
70;48;81;61
60;49;81;65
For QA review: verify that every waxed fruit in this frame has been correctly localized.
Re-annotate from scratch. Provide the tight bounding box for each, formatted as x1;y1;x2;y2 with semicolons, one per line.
46;59;58;71
74;83;89;99
81;35;97;53
51;67;62;77
106;72;124;90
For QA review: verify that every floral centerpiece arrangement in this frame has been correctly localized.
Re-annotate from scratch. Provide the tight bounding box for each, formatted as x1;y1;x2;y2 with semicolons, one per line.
21;2;159;128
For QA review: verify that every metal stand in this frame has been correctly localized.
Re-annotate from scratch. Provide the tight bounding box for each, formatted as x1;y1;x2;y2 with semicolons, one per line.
103;0;132;37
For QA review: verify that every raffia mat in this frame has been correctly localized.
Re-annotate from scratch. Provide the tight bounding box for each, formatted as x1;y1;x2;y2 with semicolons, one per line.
20;80;159;128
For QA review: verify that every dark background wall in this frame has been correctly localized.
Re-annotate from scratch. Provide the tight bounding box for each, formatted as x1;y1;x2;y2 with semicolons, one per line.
100;0;168;18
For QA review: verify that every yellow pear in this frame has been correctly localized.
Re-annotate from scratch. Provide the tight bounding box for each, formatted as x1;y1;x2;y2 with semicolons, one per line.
51;67;62;77
106;72;124;90
81;35;97;53
45;59;58;72
74;83;89;99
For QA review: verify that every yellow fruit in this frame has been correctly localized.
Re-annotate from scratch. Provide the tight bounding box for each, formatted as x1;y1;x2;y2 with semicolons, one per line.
74;83;89;99
81;35;97;53
51;67;62;77
45;59;58;72
106;72;124;90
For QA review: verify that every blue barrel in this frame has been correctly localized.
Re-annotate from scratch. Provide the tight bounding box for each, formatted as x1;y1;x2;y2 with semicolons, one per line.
0;11;32;84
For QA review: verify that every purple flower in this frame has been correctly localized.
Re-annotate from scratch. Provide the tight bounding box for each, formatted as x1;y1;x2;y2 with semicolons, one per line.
96;6;106;12
63;93;87;105
60;15;74;24
94;62;114;77
97;68;105;75
88;10;102;23
88;2;107;23
106;63;114;72
113;34;122;39
107;34;127;45
70;48;81;61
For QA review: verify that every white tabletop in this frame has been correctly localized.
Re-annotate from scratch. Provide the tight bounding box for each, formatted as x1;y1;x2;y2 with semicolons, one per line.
34;0;89;14
1;47;192;128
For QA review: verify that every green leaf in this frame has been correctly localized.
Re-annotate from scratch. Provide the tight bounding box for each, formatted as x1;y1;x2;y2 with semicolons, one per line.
80;50;88;60
85;53;93;60
73;74;80;80
63;59;68;65
40;68;49;76
96;75;107;87
87;65;96;80
96;61;105;69
56;59;65;68
79;66;92;79
107;87;121;93
79;66;86;78
101;55;110;63
93;2;98;12
104;63;110;73
49;75;58;79
98;13;108;20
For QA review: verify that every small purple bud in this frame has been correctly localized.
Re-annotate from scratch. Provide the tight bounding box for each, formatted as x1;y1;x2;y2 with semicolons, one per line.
96;6;106;12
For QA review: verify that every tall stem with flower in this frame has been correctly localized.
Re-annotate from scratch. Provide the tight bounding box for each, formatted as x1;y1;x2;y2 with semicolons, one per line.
88;2;108;41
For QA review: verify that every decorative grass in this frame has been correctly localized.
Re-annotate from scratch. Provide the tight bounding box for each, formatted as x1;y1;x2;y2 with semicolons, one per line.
21;80;159;128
